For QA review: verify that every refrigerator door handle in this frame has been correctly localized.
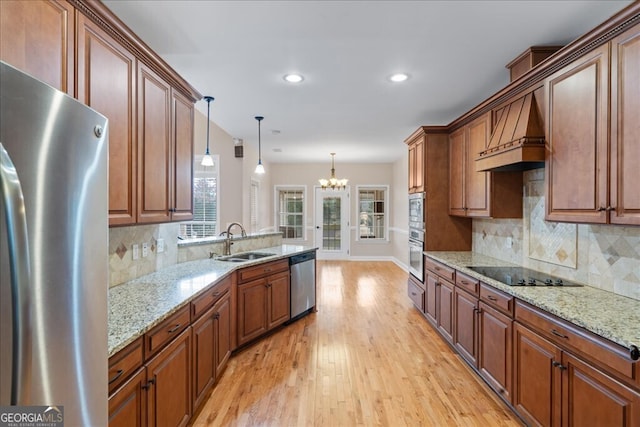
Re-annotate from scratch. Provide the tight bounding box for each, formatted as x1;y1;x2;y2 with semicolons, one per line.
0;143;32;405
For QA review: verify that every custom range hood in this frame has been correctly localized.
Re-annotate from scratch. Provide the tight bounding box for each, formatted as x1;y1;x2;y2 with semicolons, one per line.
475;92;546;172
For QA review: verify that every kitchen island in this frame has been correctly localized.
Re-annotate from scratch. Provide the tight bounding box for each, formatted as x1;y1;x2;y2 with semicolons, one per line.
108;244;316;357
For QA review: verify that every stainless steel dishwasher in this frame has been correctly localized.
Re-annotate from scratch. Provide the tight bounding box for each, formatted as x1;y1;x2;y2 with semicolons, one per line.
289;251;316;321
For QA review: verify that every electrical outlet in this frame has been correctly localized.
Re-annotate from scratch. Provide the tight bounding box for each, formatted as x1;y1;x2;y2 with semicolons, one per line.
142;242;149;258
157;238;165;253
132;244;139;260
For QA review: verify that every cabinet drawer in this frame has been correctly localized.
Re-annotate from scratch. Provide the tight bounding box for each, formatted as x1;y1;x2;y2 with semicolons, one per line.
408;277;425;312
425;258;455;282
515;300;637;386
456;271;479;296
238;259;289;283
108;337;143;395
191;276;231;320
145;305;190;359
480;283;513;316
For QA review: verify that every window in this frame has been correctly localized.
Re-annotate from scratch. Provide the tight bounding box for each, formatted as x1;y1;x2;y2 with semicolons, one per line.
180;155;219;238
357;186;388;240
276;187;305;240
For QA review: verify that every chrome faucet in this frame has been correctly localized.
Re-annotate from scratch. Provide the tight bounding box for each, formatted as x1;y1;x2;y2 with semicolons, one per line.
223;222;247;255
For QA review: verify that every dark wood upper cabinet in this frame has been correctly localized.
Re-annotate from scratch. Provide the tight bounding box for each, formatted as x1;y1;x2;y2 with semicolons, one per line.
77;15;137;226
137;64;172;224
0;0;74;94
610;24;640;225
545;44;610;223
449;114;522;219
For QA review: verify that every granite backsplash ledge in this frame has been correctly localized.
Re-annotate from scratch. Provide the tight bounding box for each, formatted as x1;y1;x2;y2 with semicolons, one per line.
108;222;282;287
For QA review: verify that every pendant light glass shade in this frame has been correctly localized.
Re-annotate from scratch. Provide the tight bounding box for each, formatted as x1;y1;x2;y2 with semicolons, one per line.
201;96;214;167
254;116;265;174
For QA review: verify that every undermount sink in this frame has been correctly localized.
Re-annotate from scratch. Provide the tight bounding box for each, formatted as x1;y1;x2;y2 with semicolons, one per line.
218;252;275;262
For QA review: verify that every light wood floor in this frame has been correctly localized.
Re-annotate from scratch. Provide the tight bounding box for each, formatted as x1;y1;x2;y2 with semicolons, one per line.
191;261;523;426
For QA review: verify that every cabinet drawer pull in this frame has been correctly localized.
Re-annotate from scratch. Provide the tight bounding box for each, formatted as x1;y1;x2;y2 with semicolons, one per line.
460;280;469;285
435;267;441;271
167;324;182;333
108;369;124;384
141;378;155;390
486;295;498;302
411;292;417;296
552;361;567;370
551;329;568;339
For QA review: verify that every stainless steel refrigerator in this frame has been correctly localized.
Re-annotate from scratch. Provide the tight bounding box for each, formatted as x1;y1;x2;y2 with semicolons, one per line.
0;61;108;426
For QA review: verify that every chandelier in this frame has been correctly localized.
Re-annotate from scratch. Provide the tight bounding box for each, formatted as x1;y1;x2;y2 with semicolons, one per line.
319;153;348;190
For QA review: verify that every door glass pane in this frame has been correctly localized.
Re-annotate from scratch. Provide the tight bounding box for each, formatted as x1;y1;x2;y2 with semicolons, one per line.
322;196;341;250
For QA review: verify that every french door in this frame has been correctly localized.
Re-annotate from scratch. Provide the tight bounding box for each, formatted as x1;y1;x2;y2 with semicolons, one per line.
314;187;350;260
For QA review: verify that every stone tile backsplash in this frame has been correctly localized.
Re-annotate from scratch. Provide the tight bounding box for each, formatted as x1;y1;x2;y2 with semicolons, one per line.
108;224;282;288
473;169;640;301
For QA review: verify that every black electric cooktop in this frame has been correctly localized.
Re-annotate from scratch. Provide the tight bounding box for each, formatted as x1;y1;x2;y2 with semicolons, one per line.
467;266;583;287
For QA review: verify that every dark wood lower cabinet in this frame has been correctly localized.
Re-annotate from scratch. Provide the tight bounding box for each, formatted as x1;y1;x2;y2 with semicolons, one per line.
267;270;291;330
146;328;192;427
478;302;512;402
425;273;438;325
437;279;454;343
564;353;640;426
454;288;478;367
514;322;640;427
192;307;216;411
513;322;561;426
192;291;232;411
108;368;147;427
237;269;290;347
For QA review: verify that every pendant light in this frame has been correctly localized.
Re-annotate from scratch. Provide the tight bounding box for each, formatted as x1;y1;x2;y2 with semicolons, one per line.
254;116;265;174
319;153;348;190
201;96;214;167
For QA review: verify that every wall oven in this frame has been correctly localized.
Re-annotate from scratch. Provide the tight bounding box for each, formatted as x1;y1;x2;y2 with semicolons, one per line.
408;193;425;281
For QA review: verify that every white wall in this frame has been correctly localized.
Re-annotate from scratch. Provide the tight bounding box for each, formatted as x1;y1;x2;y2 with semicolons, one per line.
193;110;272;232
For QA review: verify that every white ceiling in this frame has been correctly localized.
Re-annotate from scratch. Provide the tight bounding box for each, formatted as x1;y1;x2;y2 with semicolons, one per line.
103;0;631;164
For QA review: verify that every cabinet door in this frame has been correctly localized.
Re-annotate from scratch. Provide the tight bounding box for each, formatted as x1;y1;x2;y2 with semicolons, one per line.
610;25;640;225
77;15;137;226
191;308;215;411
513;323;562;427
437;279;454;344
214;293;232;378
146;328;192;427
478;302;512;402
237;278;268;346
545;45;609;223
267;270;291;330
137;64;171;223
408;142;417;192
0;0;74;94
424;273;438;325
171;89;194;221
465;114;491;217
109;367;147;427
563;352;640;427
412;139;425;193
454;288;478;367
449;127;466;216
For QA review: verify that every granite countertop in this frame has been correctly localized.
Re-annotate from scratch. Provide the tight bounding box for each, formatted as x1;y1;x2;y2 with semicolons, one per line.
425;251;640;354
108;245;316;357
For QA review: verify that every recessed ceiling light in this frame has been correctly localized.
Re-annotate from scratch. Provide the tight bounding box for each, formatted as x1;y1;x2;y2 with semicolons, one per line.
389;73;410;83
283;73;304;83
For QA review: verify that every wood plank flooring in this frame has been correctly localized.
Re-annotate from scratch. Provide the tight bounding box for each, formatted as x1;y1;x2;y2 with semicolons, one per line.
191;261;523;426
